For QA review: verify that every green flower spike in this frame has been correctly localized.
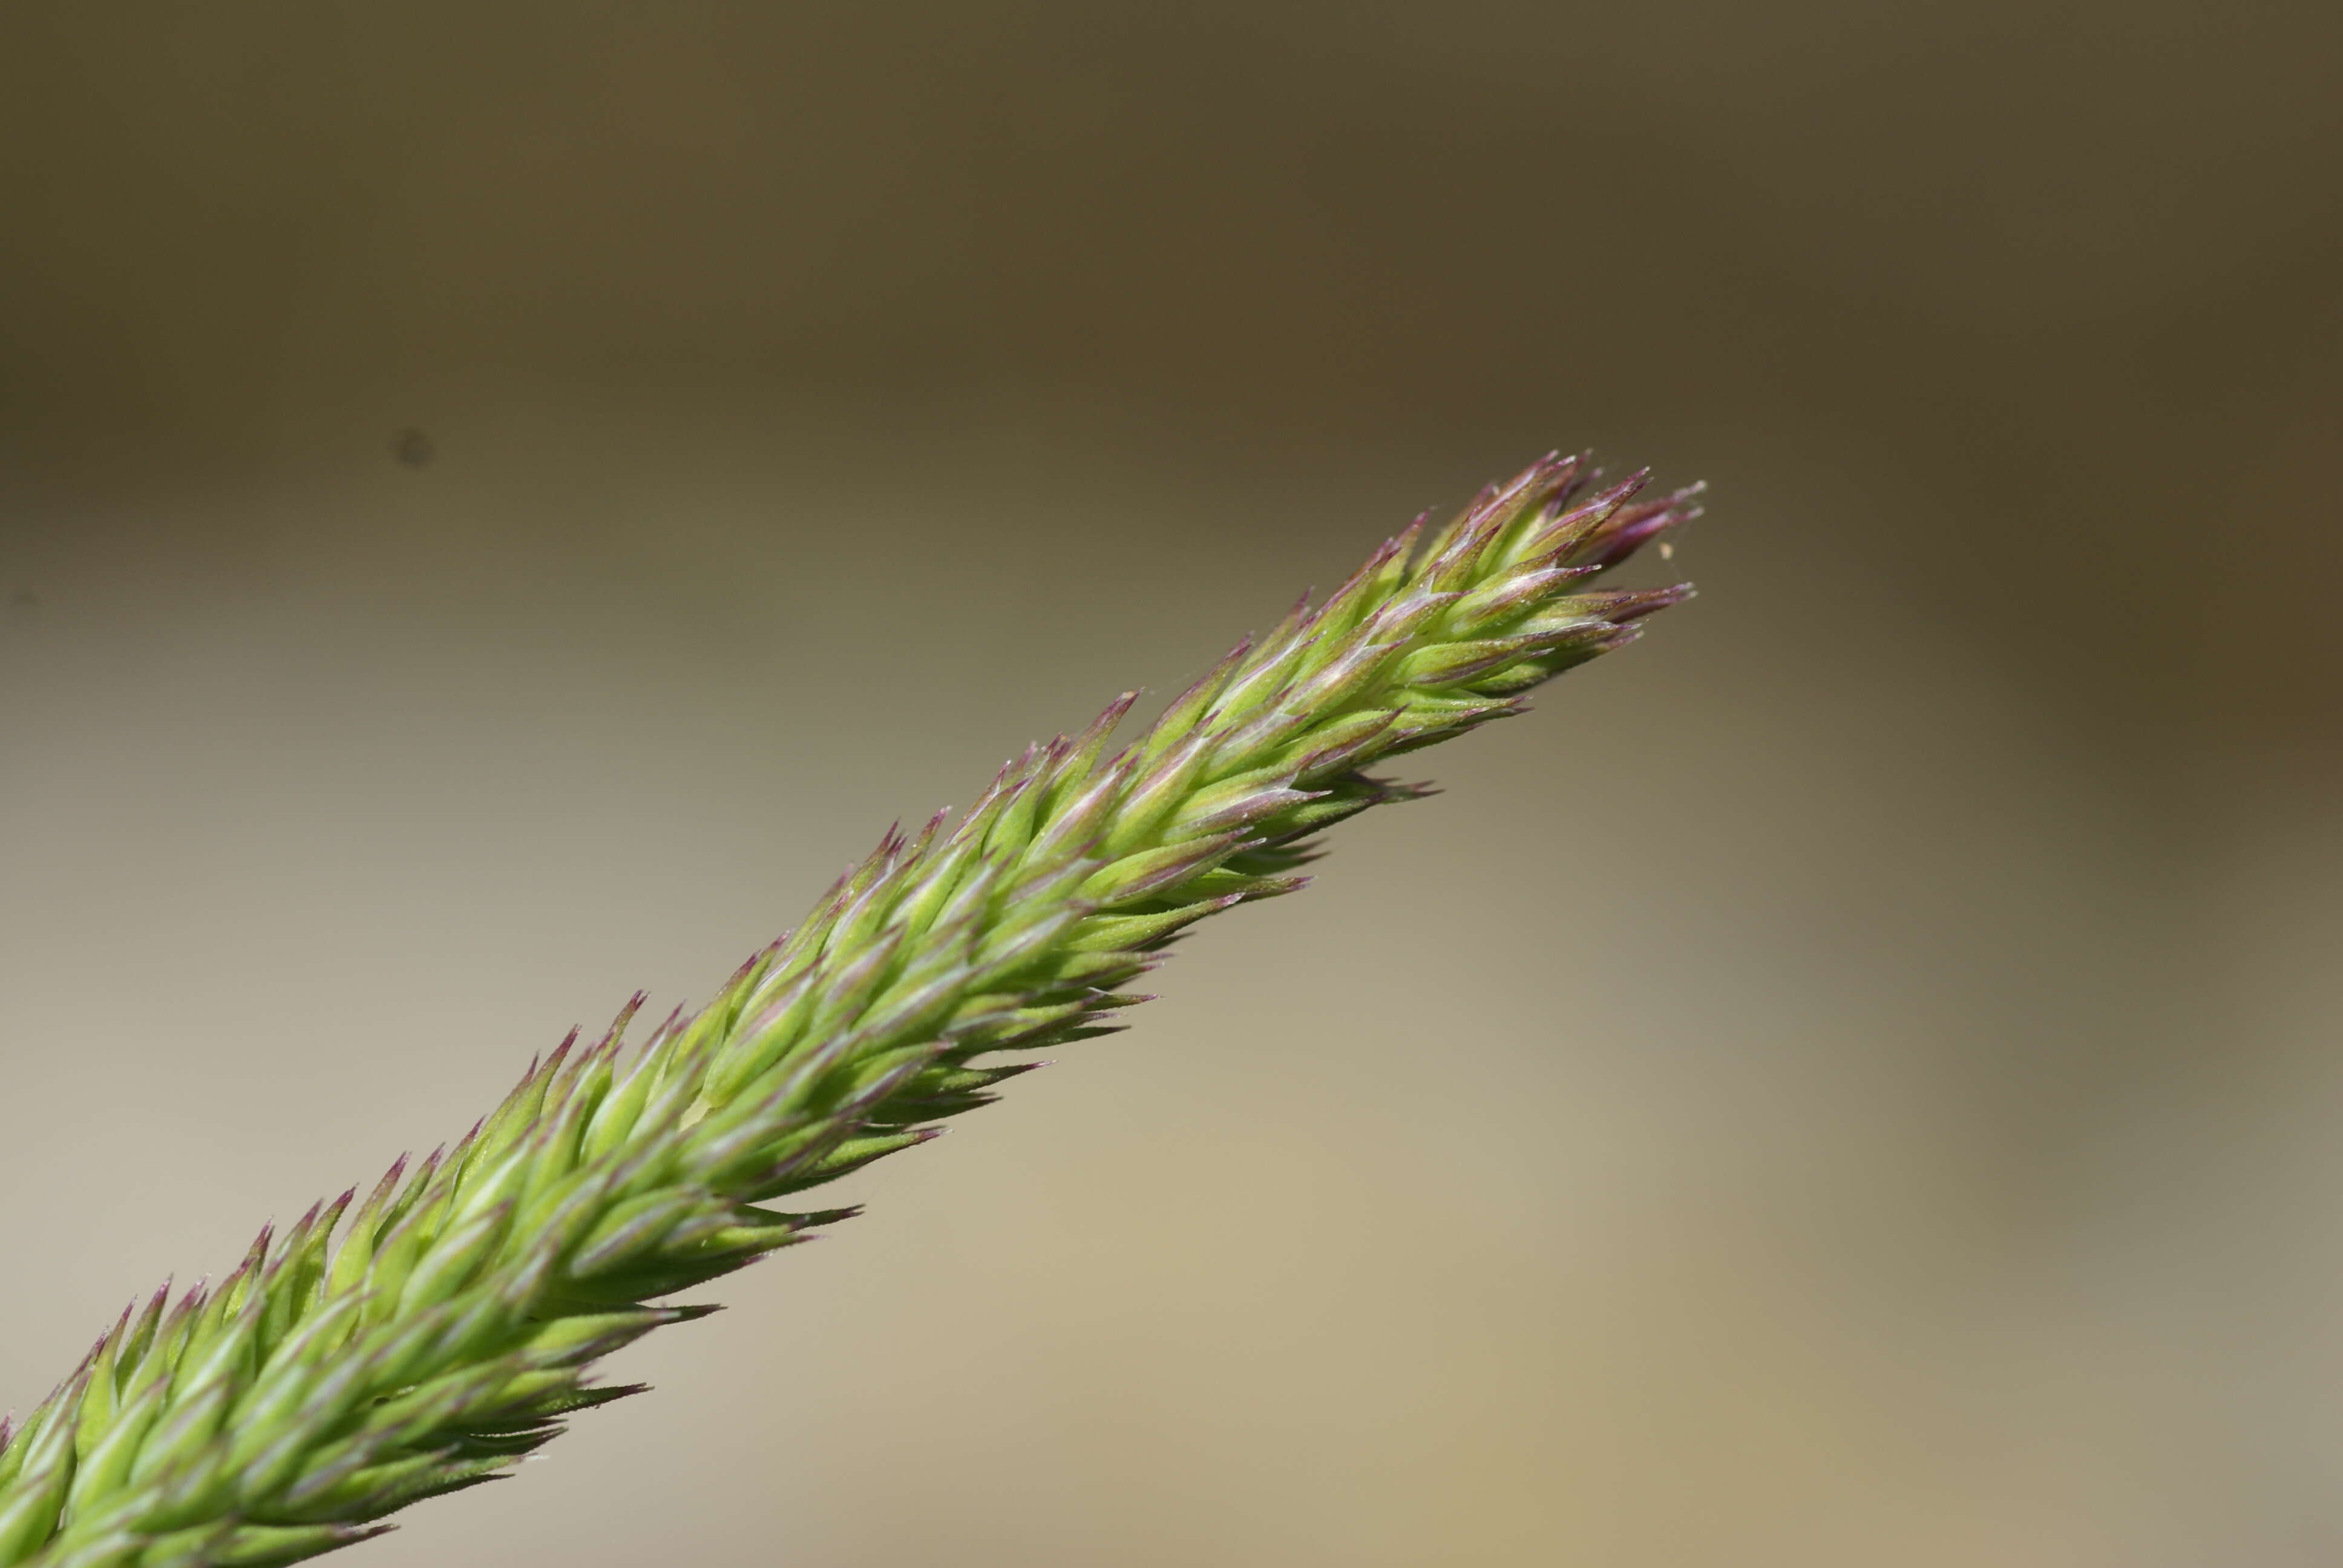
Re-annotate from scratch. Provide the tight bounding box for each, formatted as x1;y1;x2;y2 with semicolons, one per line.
0;451;1700;1568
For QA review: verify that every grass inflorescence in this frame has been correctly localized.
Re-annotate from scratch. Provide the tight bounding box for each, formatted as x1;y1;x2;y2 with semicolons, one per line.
0;452;1699;1567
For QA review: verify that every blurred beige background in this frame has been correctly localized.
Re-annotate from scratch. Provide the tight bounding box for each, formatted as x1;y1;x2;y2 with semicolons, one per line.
2;3;2339;1564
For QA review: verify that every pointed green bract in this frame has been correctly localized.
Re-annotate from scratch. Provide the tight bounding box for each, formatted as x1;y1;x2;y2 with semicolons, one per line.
0;452;1699;1566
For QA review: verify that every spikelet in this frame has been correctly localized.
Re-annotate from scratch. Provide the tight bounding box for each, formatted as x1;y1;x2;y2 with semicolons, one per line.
0;450;1697;1567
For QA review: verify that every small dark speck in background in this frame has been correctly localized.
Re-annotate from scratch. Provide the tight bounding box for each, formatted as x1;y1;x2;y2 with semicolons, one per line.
8;590;37;613
391;428;435;469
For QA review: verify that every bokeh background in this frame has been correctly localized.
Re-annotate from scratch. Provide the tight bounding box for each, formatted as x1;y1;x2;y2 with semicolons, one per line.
2;4;2339;1564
